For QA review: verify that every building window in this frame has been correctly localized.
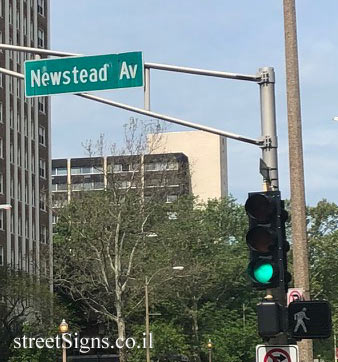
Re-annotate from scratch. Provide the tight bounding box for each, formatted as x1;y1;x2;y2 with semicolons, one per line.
0;246;3;266
112;164;122;172
40;225;47;243
0;74;2;88
32;154;35;173
23;16;27;35
32;221;36;240
38;97;45;113
17;113;21;133
167;161;179;170
31;119;35;140
18;216;22;236
32;187;35;207
0;138;3;158
16;80;21;97
16;11;20;29
39;192;46;211
30;20;34;38
18;180;22;201
10;178;14;198
52;167;67;176
24;116;28;136
10;143;14;164
10;213;13;233
25;183;28;204
0;210;3;230
38;126;45;145
0;32;2;53
25;219;29;236
119;180;131;189
166;195;178;203
38;29;44;48
25;150;28;169
0;102;2;123
0;173;3;194
9;4;12;24
39;159;46;178
17;144;21;167
52;214;58;225
37;0;45;16
10;109;14;128
9;37;13;59
145;162;167;171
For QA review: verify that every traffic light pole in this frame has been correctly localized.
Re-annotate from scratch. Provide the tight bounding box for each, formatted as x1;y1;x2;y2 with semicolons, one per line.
259;67;288;344
259;67;279;192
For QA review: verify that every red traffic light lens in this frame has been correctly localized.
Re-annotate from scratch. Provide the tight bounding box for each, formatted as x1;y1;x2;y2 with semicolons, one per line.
245;193;275;223
246;226;277;253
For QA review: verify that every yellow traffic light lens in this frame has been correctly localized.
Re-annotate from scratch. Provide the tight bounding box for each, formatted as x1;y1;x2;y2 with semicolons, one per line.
246;226;276;253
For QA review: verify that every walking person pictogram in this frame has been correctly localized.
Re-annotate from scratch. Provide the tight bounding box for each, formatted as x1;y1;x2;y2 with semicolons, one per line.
294;307;310;333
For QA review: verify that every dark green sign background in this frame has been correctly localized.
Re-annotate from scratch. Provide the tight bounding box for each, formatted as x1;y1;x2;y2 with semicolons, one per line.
25;51;143;97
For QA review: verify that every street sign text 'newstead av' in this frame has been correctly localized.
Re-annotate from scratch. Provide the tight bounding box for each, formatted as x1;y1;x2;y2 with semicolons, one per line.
24;51;143;97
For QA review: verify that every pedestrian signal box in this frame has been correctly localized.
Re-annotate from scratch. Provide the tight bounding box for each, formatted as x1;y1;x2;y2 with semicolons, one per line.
288;301;332;339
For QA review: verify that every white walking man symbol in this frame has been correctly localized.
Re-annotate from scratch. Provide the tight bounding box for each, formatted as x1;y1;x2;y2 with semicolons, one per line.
294;307;310;333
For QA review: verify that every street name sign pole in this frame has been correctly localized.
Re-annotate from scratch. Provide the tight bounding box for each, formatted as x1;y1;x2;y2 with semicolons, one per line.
0;42;286;350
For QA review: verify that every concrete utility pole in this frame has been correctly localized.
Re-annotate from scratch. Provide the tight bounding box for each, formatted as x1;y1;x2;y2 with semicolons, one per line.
282;1;313;361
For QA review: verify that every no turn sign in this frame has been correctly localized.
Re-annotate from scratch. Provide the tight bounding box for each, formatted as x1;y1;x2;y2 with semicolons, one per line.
256;345;299;362
287;288;304;306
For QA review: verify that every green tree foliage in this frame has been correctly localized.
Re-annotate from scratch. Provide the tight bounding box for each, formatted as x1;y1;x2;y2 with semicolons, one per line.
307;200;338;360
129;322;189;362
0;267;69;362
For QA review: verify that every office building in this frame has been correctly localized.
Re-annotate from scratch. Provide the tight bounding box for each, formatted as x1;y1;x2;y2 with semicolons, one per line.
148;131;228;202
0;0;51;277
52;153;190;221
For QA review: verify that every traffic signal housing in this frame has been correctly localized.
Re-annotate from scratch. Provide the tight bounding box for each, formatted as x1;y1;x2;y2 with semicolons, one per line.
245;191;290;291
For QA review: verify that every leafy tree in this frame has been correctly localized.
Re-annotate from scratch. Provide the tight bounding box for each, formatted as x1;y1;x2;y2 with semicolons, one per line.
53;119;176;362
129;322;189;362
0;267;69;362
307;200;338;361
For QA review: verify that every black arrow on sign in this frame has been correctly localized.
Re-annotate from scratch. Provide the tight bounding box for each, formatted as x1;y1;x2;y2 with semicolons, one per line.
271;355;287;362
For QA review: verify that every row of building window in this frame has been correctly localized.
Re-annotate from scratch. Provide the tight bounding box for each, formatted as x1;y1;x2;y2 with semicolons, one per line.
0;175;47;211
0;104;46;135
6;144;47;177
0;211;47;242
51;161;179;176
7;1;45;26
0;0;45;16
0;247;48;269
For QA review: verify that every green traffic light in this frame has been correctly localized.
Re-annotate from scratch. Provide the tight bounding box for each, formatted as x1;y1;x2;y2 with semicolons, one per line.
253;263;274;284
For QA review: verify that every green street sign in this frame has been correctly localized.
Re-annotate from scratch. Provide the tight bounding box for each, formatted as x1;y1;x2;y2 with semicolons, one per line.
24;51;143;97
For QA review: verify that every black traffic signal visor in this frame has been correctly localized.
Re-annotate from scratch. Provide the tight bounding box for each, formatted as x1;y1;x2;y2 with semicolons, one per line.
245;193;275;223
246;226;277;253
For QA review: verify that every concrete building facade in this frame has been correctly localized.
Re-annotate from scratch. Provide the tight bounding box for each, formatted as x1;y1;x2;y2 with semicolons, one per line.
0;0;51;277
149;131;228;202
52;153;190;223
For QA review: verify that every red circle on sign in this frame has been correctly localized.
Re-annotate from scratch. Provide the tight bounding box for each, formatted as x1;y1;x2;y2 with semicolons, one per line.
264;348;291;362
288;290;302;304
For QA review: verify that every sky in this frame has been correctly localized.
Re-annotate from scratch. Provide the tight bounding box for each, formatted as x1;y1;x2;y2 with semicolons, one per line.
50;0;338;206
